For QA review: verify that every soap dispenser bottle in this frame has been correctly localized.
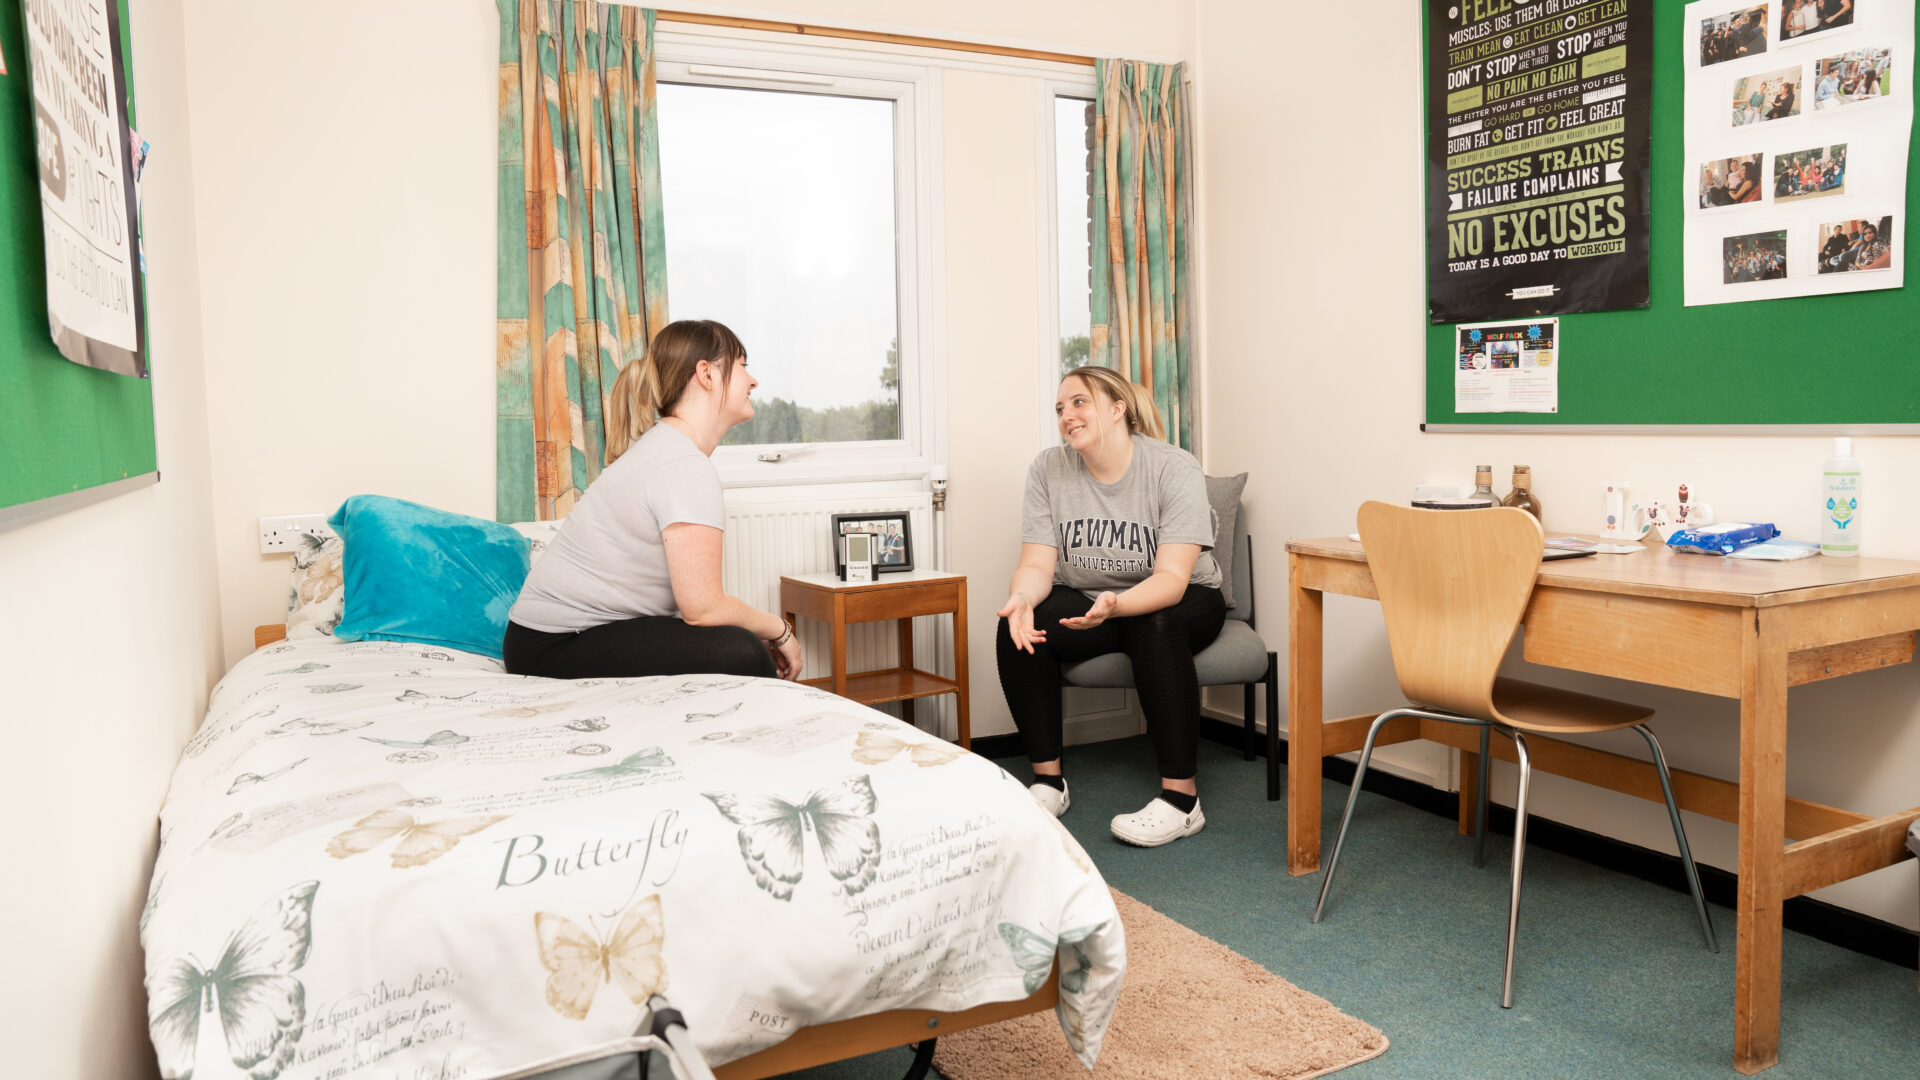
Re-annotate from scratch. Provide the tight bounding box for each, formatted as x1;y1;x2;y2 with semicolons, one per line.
1822;437;1861;557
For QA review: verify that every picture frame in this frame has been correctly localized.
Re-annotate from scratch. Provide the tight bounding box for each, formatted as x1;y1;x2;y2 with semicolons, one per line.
831;511;913;575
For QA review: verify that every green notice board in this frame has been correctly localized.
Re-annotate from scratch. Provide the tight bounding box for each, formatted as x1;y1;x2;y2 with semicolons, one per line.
1425;0;1920;429
0;0;155;514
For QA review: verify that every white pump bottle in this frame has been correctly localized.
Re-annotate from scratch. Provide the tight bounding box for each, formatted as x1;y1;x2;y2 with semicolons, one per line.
1821;437;1861;557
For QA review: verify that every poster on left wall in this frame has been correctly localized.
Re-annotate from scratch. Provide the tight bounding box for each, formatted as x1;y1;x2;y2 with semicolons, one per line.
1426;0;1654;324
22;0;146;377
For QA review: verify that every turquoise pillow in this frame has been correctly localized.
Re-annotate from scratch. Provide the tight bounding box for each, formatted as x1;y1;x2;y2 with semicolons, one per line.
328;495;531;659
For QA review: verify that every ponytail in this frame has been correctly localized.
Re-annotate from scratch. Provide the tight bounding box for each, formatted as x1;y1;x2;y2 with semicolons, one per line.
605;319;746;464
1129;384;1166;440
605;356;661;464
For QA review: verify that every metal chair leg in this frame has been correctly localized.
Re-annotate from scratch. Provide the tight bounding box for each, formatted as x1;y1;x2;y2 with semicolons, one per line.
1312;710;1403;923
1474;724;1491;869
1501;730;1533;1009
1265;653;1281;802
1243;682;1257;761
1634;724;1719;953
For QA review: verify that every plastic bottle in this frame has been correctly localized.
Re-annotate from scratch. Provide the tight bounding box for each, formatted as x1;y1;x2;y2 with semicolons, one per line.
1821;437;1861;557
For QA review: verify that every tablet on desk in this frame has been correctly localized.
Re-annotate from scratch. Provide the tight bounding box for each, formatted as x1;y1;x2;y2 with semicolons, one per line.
1541;547;1598;561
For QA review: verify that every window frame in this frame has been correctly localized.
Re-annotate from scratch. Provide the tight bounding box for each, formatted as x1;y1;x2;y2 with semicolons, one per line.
1036;77;1098;450
653;34;944;489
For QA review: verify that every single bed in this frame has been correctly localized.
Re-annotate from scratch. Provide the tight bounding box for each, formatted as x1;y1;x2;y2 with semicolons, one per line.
139;621;1122;1080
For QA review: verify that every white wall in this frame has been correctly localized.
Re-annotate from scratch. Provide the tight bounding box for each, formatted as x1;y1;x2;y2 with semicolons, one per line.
0;2;222;1076
183;0;500;666
180;0;1193;752
1193;0;1920;930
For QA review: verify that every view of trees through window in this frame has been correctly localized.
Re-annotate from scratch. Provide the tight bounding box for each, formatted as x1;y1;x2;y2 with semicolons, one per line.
723;340;900;445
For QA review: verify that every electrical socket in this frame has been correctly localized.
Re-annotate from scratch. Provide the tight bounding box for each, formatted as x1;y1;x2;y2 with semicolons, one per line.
260;513;335;554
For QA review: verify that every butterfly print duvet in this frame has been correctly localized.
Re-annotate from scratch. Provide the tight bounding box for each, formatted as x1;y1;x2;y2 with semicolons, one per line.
145;639;1123;1079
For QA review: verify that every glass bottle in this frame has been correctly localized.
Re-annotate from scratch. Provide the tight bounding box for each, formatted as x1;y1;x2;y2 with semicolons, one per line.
1473;465;1496;506
1503;465;1542;521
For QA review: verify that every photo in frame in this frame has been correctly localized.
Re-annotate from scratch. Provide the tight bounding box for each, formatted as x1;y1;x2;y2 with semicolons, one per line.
831;512;913;574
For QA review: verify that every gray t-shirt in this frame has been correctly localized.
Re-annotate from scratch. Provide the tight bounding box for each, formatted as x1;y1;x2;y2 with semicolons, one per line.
508;424;724;632
1021;434;1223;598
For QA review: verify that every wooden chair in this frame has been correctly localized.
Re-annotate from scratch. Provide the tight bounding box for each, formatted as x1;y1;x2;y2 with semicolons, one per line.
1310;501;1717;1008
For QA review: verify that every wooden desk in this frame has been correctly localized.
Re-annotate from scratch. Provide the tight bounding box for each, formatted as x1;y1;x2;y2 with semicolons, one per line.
1286;535;1920;1074
781;570;970;748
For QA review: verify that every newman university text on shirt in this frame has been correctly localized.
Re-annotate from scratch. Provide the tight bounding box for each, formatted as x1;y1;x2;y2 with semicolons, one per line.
1021;434;1224;598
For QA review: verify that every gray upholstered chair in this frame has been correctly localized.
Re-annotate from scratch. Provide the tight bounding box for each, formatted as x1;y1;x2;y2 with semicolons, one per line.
1058;503;1281;799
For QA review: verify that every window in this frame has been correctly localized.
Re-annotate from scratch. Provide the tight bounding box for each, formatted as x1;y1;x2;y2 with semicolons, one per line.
654;43;934;486
1056;96;1093;378
1037;84;1096;445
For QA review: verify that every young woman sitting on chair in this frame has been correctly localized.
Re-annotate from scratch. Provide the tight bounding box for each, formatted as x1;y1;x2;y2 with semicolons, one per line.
996;366;1225;847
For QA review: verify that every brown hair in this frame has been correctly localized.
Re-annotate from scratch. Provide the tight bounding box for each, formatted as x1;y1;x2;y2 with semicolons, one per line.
606;319;746;463
1061;365;1164;441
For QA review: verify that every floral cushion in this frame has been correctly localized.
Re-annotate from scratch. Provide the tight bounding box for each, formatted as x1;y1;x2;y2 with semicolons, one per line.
285;533;345;639
509;520;564;565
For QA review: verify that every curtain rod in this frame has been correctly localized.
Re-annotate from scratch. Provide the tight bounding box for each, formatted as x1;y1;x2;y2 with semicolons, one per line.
652;9;1097;67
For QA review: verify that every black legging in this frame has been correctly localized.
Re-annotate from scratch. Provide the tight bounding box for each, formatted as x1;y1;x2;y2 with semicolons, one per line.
996;584;1226;781
503;618;777;680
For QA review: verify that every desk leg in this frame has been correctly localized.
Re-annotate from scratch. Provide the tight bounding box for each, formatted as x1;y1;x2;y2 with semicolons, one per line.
1458;744;1481;837
899;617;915;729
954;580;971;749
1288;553;1324;876
1735;608;1788;1075
831;594;849;699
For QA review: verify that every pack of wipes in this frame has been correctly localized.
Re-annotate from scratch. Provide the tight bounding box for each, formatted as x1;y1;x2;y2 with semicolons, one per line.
1665;522;1779;556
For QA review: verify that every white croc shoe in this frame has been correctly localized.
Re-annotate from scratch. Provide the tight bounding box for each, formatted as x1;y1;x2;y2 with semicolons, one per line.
1110;797;1205;847
1029;779;1071;818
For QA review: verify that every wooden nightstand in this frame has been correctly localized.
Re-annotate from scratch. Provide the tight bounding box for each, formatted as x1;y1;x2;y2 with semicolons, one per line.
780;570;969;748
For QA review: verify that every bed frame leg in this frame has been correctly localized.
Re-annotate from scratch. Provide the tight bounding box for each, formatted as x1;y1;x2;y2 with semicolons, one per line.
901;1038;937;1080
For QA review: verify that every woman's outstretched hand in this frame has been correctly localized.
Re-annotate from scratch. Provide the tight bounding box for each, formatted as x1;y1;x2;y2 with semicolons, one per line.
998;593;1046;653
1057;591;1118;631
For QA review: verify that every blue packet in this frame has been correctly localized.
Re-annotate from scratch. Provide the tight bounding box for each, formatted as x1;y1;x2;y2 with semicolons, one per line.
1665;522;1779;555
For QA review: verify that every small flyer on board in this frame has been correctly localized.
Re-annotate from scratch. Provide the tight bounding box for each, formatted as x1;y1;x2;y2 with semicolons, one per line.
1454;317;1560;413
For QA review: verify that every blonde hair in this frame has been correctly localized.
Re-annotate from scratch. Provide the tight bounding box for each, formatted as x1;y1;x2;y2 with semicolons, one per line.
606;320;746;464
1062;365;1164;441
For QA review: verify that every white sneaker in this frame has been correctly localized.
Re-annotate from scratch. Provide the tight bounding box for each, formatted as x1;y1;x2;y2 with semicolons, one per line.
1029;779;1070;817
1110;797;1205;847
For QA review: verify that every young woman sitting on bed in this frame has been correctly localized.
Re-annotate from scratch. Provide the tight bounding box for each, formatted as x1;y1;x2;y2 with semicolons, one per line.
995;365;1225;847
503;319;803;681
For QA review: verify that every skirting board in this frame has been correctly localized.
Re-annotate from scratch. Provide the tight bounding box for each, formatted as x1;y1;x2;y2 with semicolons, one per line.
967;715;1920;971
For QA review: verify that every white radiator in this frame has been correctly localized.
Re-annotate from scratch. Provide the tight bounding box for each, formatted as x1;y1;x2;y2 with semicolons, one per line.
720;490;953;737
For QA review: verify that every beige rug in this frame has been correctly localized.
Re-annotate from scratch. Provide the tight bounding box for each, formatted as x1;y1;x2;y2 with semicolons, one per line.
932;891;1388;1080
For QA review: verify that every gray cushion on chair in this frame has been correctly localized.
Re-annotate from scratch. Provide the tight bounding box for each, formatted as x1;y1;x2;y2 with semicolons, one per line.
1061;620;1270;688
1206;473;1248;609
1908;820;1920;858
1223;511;1253;624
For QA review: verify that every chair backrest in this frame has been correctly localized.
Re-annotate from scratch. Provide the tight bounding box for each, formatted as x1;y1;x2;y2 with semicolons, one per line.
1225;503;1254;624
1355;500;1542;720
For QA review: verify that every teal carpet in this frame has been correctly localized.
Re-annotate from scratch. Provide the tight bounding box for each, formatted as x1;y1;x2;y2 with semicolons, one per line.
774;736;1920;1079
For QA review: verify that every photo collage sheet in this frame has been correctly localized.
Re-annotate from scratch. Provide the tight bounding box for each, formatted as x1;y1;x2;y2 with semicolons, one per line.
1684;0;1914;305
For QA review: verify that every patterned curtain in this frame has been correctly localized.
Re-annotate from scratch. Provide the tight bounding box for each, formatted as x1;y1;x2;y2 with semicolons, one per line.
497;1;669;521
1089;59;1195;451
